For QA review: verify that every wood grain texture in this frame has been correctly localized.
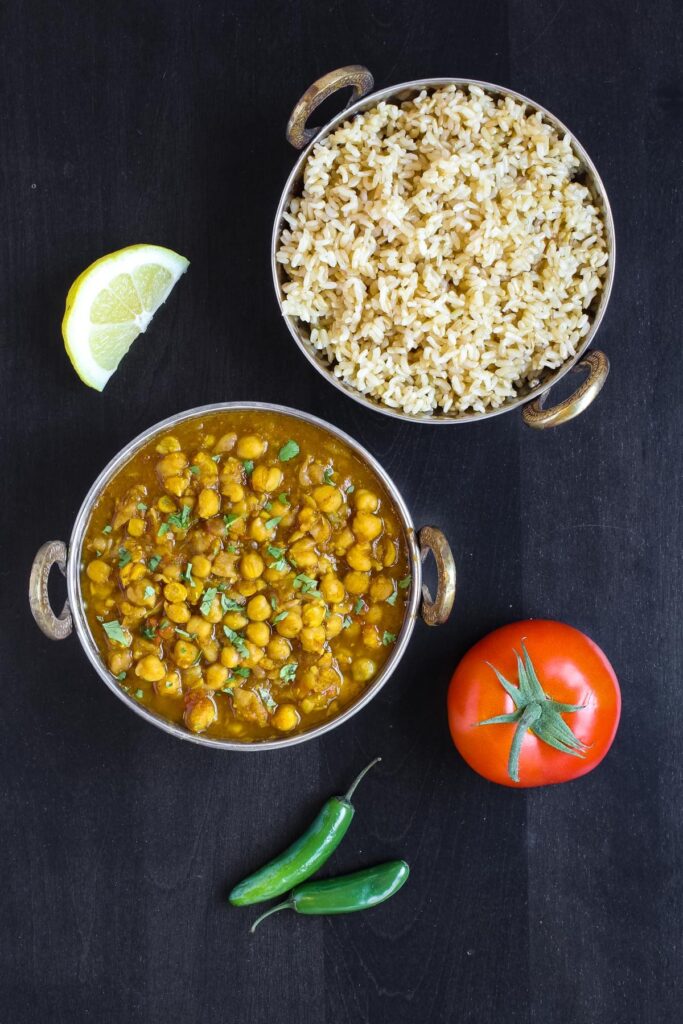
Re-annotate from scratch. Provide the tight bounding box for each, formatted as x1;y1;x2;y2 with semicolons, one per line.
0;1;681;1022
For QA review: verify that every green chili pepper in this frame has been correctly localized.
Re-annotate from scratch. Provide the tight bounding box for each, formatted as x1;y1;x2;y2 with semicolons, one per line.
249;860;410;932
229;757;381;907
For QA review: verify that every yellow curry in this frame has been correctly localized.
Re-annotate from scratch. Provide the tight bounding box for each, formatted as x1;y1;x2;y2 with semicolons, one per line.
81;411;411;741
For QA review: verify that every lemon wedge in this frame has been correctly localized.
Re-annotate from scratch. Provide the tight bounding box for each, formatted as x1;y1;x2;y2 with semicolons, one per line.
62;244;189;390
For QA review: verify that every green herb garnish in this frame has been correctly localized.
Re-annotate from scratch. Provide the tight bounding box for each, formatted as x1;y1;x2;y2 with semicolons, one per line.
222;686;234;696
278;440;300;462
143;585;155;601
257;687;277;712
278;492;289;505
200;587;218;616
211;454;221;462
386;591;398;606
382;631;397;646
136;502;148;513
223;626;248;656
398;574;412;589
342;615;353;629
102;524;112;534
157;523;170;538
182;562;194;586
269;556;289;572
293;573;320;595
175;628;196;639
167;505;191;530
102;620;130;646
226;544;238;554
265;515;283;530
221;595;245;613
264;501;273;512
134;689;144;699
243;459;254;475
141;625;156;641
279;662;298;683
270;595;279;610
148;555;162;571
323;467;335;485
353;598;365;614
233;666;251;678
267;545;284;559
224;513;242;528
189;465;200;475
116;671;127;681
272;610;289;624
345;484;355;494
118;547;132;568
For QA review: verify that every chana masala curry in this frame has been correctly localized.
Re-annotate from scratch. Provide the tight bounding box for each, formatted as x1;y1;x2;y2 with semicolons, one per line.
81;411;411;741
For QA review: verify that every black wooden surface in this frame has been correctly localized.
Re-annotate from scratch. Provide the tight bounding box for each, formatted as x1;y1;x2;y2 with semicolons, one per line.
1;1;681;1021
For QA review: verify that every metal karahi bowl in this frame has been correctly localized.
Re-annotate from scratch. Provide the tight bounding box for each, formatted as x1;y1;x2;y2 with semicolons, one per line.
272;66;615;429
29;402;455;751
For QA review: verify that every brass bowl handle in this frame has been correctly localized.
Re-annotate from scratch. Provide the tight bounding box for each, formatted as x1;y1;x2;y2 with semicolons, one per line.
29;540;72;640
286;65;375;150
522;350;610;430
418;527;456;626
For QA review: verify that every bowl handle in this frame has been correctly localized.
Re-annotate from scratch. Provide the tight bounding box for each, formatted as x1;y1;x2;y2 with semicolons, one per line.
522;350;610;429
286;65;375;150
29;540;73;640
418;527;456;626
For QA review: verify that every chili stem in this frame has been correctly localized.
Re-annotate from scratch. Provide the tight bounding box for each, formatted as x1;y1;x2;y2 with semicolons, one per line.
250;899;294;933
344;756;382;802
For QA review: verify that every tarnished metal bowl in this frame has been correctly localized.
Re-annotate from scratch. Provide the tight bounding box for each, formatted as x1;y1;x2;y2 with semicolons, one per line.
272;66;615;429
29;402;455;751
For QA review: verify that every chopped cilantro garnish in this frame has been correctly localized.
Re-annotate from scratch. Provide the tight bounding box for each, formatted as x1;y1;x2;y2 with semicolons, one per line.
264;501;273;512
143;585;155;601
293;573;320;595
267;545;284;559
134;689;144;699
165;681;174;689
278;492;289;505
345;484;355;494
269;557;289;572
102;620;129;646
200;587;218;616
182;562;194;586
141;625;156;641
353;598;365;614
224;513;242;528
342;615;353;629
211;454;221;462
279;662;298;683
116;671;127;681
221;595;245;613
398;574;412;589
157;523;170;538
175;628;196;639
270;595;279;610
257;687;277;712
382;631;397;646
223;626;248;656
323;467;335;485
233;666;251;678
136;502;148;513
118;547;132;568
148;554;161;571
167;505;191;530
278;440;300;462
272;610;289;624
243;459;254;475
265;515;283;530
189;465;200;475
386;591;398;606
226;544;238;554
222;686;234;696
102;524;112;534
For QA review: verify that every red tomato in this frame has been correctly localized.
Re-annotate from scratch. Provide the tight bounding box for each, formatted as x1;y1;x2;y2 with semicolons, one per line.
447;620;621;788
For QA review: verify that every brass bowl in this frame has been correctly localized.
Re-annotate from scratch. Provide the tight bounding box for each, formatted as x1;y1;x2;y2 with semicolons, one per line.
272;66;615;429
29;402;455;751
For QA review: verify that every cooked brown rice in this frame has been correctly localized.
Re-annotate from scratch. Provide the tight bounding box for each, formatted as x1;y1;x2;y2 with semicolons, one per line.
277;84;609;416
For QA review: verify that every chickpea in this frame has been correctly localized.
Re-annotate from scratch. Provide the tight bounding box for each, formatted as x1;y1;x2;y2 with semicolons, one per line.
302;603;326;628
244;641;264;665
221;481;244;502
202;597;223;624
173;639;199;668
312;484;342;514
246;621;270;647
127;517;145;537
164;581;188;603
276;611;303;638
87;560;111;584
212;551;237;577
370;576;394;602
300;626;326;654
272;704;300;732
249;518;269;542
247;594;271;621
191;555;213;578
187;616;212;641
184;695;217;733
252;465;284;492
326;613;344;639
310;518;332;544
236;580;259;597
220;645;240;669
267;636;291;661
223;611;248;630
166;602;191;624
236;435;266;460
288;538;318;569
240;552;264;579
155;671;182;697
362;625;382;649
320;575;345;603
191;451;219;481
165;474;190;498
332;528;355;554
344;570;370;595
90;581;114;600
158;495;176;513
366;606;383;625
206;664;229;690
352;657;377;684
126;581;157;607
156;435;181;454
108;650;132;675
121;561;146;585
135;655;166;682
353;512;383;542
355;489;380;512
183;665;204;689
197;488;220;519
347;543;373;572
157;451;187;478
213;432;237;454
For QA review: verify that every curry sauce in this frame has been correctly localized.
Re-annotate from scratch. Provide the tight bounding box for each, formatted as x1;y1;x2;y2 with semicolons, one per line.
80;410;411;741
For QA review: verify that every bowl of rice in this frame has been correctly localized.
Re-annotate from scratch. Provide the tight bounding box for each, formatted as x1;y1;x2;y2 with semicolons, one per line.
272;66;615;428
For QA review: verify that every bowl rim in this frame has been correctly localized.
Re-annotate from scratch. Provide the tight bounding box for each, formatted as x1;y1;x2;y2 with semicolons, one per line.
66;401;422;751
271;75;616;425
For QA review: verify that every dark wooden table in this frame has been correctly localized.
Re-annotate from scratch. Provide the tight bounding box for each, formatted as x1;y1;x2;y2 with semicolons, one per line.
2;1;681;1021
